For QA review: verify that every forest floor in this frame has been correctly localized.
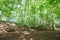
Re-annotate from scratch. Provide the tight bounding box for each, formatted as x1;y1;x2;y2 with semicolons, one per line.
0;21;60;40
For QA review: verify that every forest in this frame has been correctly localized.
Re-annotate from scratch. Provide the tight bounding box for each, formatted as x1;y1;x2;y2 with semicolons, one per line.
0;0;60;40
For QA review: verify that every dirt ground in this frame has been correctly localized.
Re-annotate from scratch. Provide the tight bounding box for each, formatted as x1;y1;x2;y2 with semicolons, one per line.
0;31;60;40
0;21;60;40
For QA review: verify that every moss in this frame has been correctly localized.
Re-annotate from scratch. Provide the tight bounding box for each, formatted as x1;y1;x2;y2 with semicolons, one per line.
5;27;16;32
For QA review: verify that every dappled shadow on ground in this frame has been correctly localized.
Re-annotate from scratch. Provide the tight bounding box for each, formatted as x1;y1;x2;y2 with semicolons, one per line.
0;31;60;40
0;21;60;40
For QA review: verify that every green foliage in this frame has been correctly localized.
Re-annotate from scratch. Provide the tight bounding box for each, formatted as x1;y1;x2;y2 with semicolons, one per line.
0;0;60;29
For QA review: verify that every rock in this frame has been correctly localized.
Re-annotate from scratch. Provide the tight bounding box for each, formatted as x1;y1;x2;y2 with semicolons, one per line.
22;31;30;35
